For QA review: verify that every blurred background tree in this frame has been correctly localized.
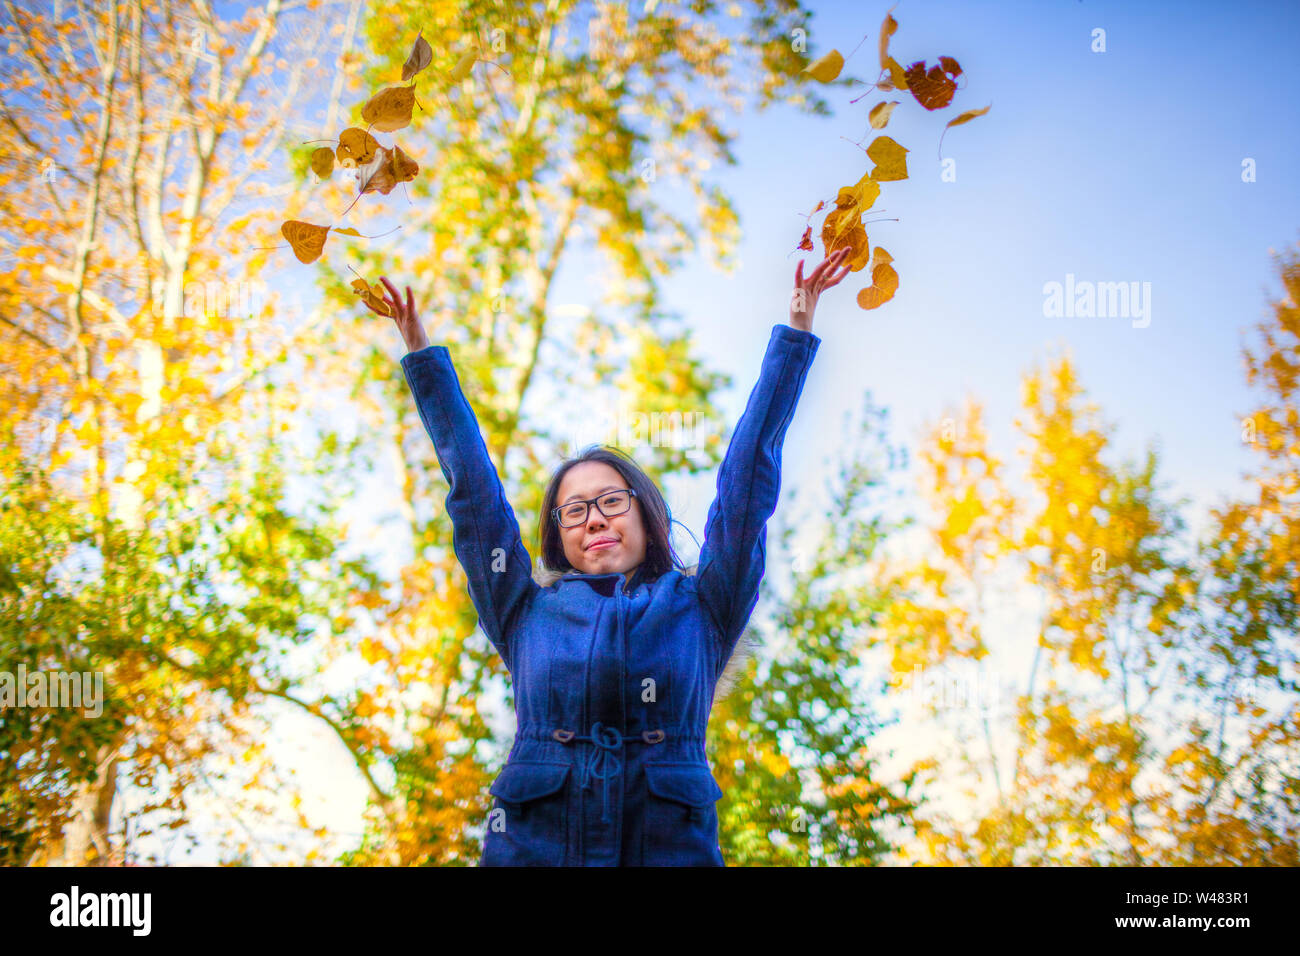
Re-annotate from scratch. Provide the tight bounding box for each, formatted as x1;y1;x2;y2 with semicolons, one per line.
869;243;1299;865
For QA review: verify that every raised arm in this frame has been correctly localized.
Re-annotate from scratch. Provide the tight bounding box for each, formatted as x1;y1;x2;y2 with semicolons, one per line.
400;345;539;673
695;323;820;674
372;277;537;672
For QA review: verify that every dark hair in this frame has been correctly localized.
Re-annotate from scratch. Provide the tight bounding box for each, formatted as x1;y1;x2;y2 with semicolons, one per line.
538;444;697;587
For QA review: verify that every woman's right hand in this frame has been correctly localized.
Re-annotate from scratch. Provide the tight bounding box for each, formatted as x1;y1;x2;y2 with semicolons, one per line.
368;276;430;353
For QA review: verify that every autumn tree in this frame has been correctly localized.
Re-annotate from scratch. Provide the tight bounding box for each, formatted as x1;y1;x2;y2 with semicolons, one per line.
872;244;1300;865
0;0;387;865
1171;240;1300;864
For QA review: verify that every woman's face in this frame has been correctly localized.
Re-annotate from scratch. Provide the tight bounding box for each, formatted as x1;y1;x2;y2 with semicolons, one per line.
555;461;648;576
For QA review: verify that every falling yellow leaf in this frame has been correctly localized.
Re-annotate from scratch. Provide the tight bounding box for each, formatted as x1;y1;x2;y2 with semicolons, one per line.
938;103;991;153
820;205;854;249
842;224;871;272
351;276;392;316
332;227;364;237
336;127;379;167
835;170;881;215
309;147;334;179
402;31;433;82
879;8;898;71
804;49;844;84
882;57;909;91
281;220;330;264
448;50;477;84
869;100;900;129
857;246;898;309
361;85;415;132
867;135;909;181
821;207;869;271
877;7;908;93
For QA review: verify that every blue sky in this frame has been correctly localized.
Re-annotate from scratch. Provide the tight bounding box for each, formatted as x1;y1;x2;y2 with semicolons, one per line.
572;0;1300;551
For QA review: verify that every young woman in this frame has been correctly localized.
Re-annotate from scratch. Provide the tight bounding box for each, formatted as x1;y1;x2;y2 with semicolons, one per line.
369;246;851;865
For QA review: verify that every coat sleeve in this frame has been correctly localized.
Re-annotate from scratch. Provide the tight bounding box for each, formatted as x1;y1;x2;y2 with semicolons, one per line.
400;345;539;673
695;323;820;675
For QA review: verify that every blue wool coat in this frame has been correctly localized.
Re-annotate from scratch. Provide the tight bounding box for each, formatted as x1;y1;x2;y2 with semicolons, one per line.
400;323;820;865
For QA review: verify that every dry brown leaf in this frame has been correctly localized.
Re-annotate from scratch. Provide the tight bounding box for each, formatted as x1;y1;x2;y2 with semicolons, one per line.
869;100;900;130
391;145;419;184
804;49;844;84
905;59;959;110
867;135;909;181
797;226;814;251
310;147;334;179
402;32;433;81
361;85;415;132
356;148;396;197
281;220;330;264
347;145;421;207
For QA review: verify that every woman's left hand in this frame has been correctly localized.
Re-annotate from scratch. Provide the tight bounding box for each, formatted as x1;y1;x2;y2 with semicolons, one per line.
790;245;851;333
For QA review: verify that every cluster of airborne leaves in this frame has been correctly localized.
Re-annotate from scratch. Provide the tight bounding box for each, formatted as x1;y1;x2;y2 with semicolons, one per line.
277;31;479;316
800;4;990;310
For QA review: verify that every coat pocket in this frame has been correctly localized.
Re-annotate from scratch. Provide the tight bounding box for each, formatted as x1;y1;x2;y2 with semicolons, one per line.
482;761;571;866
643;762;725;866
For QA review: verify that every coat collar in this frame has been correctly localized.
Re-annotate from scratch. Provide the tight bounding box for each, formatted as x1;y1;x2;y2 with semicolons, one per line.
525;561;751;705
531;564;697;588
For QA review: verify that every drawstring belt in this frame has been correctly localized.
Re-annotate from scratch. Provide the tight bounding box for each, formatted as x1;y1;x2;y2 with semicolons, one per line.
552;722;666;823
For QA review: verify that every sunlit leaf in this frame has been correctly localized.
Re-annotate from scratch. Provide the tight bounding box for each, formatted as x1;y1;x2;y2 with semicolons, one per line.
869;100;900;129
856;246;898;309
281;220;330;264
361;84;416;132
351;276;393;316
309;147;334;179
804;49;844;84
867;135;909;181
336;127;379;167
938;103;991;153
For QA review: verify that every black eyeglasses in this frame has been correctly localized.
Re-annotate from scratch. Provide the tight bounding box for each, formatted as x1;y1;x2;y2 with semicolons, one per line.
552;488;637;528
